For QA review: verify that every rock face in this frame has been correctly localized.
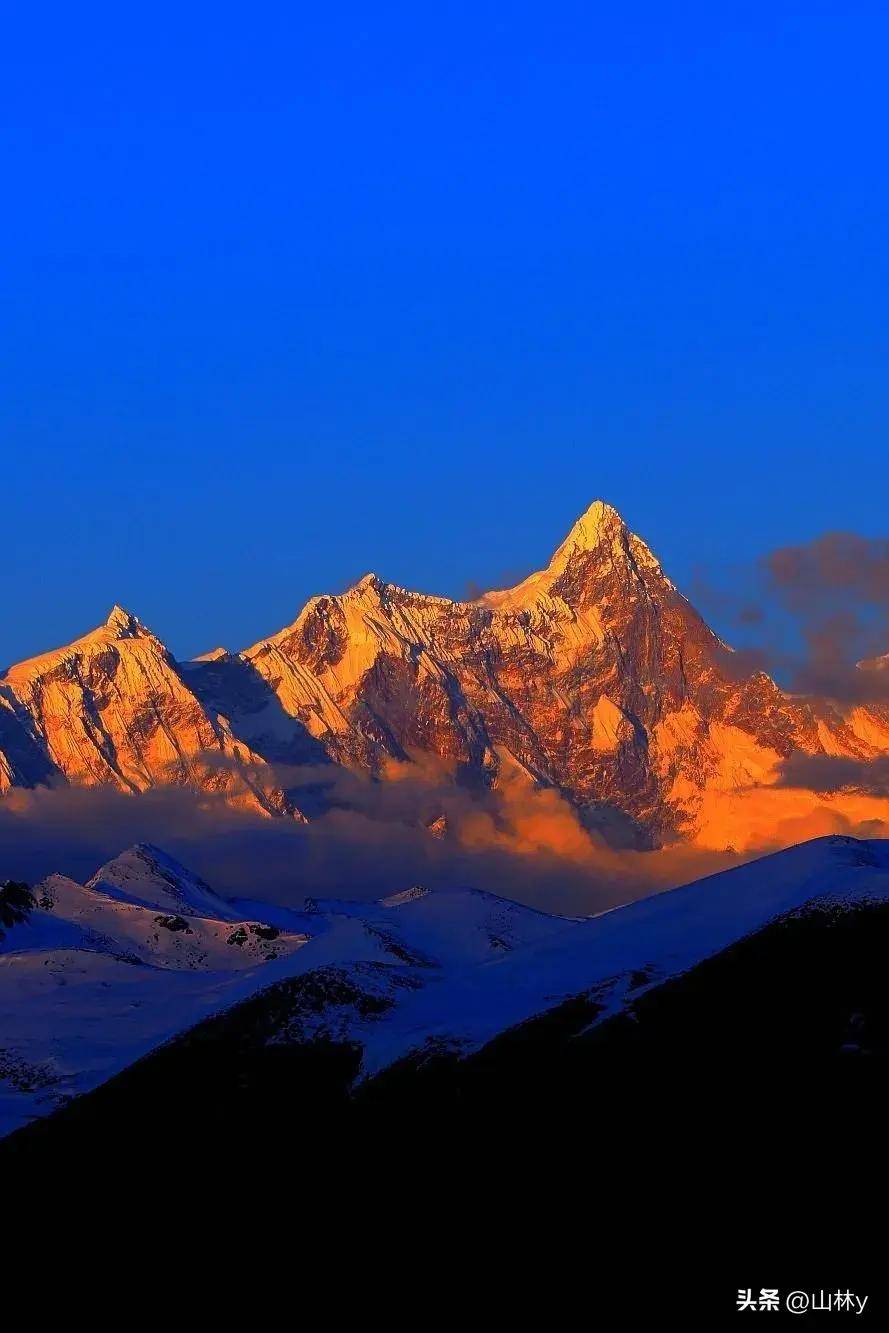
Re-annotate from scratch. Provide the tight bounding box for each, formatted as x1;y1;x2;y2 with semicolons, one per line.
2;500;889;846
0;606;302;818
235;500;889;846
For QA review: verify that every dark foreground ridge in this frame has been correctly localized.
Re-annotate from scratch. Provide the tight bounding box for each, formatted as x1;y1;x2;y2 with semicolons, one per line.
6;899;889;1159
6;898;885;1314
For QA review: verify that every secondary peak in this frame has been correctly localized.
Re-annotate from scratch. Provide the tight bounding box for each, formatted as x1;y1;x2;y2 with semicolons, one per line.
104;605;143;636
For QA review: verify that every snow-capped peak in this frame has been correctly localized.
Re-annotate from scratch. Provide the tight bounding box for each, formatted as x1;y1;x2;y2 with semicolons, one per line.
545;497;670;591
477;499;663;609
353;572;381;592
546;498;658;573
5;832;889;1144
86;843;240;921
104;605;144;637
554;498;626;553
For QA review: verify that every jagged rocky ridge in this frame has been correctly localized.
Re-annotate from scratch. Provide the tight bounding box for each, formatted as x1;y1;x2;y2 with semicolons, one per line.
2;501;888;846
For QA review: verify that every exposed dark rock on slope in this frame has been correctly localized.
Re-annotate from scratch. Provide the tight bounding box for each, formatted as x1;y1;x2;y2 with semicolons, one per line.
7;857;888;1166
2;502;888;846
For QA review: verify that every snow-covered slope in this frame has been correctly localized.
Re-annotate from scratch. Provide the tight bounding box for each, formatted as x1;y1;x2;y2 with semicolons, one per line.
305;885;576;968
359;834;889;1077
3;834;889;1144
31;872;308;970
0;868;573;1140
0;846;315;1136
86;843;240;920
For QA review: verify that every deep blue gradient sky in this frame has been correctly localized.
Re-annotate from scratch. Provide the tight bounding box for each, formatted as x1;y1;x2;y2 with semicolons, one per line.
3;2;888;664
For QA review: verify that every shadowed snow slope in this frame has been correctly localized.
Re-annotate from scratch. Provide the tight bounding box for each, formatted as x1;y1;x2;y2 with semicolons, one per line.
86;843;241;920
359;833;889;1077
0;845;315;1136
3;834;889;1142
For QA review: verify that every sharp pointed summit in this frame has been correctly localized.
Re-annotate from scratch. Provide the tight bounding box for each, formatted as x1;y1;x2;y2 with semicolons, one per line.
0;602;303;817
546;498;663;582
228;495;889;849
476;498;662;610
554;498;626;552
351;572;382;594
1;496;888;848
104;604;144;637
87;842;238;919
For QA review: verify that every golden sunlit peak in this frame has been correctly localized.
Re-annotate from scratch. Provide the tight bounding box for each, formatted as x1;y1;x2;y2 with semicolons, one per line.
545;499;628;571
104;604;142;636
351;572;382;593
562;499;625;547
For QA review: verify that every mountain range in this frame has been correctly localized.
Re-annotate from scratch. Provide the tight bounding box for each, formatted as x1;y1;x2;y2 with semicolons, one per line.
3;833;888;1149
2;499;888;850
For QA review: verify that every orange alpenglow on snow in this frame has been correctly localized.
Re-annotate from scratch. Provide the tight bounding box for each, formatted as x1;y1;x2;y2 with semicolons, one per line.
1;500;888;854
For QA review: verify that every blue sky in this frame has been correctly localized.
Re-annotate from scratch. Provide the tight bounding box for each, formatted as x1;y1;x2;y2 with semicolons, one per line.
2;2;887;663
